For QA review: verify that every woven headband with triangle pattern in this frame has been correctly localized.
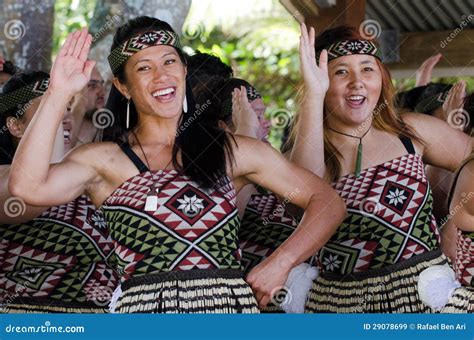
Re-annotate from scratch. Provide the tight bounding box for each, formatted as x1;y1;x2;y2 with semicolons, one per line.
0;78;49;114
316;39;382;63
108;30;182;75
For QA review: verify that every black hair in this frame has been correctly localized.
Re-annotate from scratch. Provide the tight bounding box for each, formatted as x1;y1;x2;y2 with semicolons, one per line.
104;16;234;189
187;51;233;91
1;60;19;77
0;71;49;164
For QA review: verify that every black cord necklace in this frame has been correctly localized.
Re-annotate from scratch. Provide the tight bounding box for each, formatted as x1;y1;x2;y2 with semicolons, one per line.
328;126;372;177
132;131;174;211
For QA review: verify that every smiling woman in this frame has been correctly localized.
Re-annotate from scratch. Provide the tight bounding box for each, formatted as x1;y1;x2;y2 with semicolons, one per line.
8;16;346;313
290;24;473;313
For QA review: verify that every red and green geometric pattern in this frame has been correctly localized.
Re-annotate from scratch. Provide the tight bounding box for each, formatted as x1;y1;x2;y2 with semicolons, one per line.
103;171;242;281
455;229;474;286
319;154;440;275
0;195;118;304
239;193;302;273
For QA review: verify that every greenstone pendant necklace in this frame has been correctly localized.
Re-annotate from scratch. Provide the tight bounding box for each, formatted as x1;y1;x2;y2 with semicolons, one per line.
328;126;372;177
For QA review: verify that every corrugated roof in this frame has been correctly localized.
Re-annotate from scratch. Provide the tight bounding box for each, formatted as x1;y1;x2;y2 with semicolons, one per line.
366;0;474;32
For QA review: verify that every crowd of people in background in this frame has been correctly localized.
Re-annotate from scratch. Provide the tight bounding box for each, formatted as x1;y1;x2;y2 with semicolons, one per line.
0;15;472;314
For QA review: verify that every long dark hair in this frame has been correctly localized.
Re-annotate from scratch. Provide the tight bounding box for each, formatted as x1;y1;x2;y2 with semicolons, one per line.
104;16;234;189
0;71;49;164
290;26;423;182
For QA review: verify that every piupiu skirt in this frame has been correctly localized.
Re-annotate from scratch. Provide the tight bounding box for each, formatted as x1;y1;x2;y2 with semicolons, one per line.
1;297;108;313
114;269;259;313
305;249;473;313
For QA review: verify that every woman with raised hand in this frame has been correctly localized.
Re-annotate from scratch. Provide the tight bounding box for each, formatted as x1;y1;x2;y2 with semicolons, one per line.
290;24;473;313
9;17;345;313
0;71;118;312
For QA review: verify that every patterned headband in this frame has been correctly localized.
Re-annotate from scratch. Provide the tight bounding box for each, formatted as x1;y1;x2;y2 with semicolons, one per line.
221;85;262;119
0;78;49;114
108;30;182;75
246;86;262;101
316;39;382;63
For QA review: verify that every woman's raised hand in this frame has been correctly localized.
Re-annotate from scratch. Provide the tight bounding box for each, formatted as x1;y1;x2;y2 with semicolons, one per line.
50;28;95;97
299;23;329;96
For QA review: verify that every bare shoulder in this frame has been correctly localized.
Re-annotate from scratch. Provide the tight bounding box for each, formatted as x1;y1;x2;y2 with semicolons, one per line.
402;111;439;134
63;141;122;169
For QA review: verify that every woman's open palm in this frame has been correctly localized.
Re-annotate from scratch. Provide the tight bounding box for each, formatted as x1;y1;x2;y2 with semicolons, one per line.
50;28;95;95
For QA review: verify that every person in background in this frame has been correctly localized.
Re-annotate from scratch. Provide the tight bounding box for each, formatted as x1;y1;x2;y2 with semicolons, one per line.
396;54;473;262
0;71;118;313
75;66;106;145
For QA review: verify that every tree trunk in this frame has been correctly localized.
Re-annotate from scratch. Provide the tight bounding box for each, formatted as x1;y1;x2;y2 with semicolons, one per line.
0;0;55;72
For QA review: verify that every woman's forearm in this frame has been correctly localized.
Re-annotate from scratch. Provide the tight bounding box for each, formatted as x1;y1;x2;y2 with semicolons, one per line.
9;89;72;198
271;190;345;269
290;93;326;179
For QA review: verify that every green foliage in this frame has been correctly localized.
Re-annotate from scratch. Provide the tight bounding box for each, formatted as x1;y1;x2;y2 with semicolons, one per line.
52;0;95;57
182;17;300;149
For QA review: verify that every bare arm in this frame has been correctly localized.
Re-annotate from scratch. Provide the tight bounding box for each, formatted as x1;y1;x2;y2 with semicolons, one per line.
403;112;472;171
9;29;98;207
233;136;346;308
450;160;474;232
290;24;329;179
0;165;49;223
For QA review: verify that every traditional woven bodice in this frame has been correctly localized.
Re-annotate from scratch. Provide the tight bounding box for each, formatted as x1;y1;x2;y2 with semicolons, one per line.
455;228;474;286
102;166;242;282
239;192;301;273
0;195;118;304
319;150;440;275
